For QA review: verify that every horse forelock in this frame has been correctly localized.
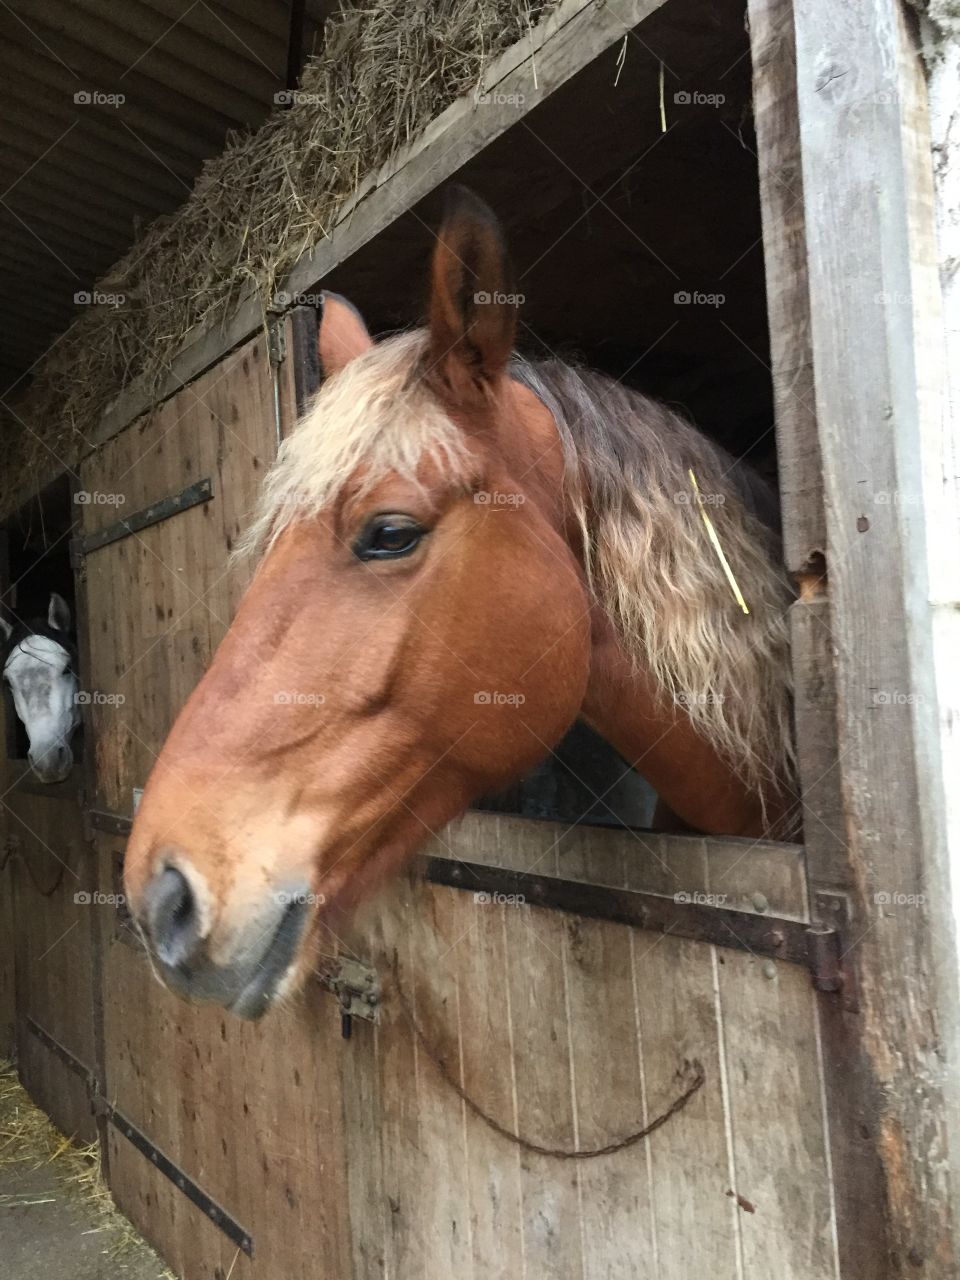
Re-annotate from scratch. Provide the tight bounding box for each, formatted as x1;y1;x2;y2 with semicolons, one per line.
236;330;475;562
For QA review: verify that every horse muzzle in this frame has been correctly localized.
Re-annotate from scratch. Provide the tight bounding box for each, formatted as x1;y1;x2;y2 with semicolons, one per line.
28;742;73;784
135;862;312;1019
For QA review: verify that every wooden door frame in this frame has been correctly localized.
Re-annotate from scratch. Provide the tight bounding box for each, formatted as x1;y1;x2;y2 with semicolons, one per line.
750;0;959;1273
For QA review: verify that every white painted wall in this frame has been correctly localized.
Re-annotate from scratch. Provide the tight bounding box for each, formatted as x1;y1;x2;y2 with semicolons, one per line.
911;2;960;947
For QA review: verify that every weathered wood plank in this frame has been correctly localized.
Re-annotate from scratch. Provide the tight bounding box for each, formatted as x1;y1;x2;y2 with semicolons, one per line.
6;791;97;1142
427;810;808;921
0;852;14;1057
563;908;657;1280
717;950;837;1280
791;0;960;1270
86;332;360;1279
632;932;742;1280
747;0;823;573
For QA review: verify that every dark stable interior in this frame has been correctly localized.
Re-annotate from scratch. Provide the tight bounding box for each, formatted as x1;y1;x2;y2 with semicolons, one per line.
1;474;77;761
314;0;773;830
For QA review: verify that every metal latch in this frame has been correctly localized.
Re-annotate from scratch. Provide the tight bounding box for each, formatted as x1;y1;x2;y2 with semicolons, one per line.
316;956;380;1029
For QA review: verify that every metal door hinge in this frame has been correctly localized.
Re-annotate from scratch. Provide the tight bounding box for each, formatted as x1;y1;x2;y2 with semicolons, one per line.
267;315;286;367
810;891;859;1011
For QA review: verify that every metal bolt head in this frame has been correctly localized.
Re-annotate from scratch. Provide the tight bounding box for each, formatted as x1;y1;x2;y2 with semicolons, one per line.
752;892;769;914
762;960;777;980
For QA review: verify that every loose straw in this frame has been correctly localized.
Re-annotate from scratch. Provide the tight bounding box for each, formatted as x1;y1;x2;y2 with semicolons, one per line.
688;469;750;614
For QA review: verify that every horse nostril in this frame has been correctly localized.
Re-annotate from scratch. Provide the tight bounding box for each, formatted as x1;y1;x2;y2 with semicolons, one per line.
144;865;204;969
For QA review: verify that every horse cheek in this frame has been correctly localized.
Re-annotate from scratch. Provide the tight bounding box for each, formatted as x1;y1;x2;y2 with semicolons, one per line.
447;524;590;792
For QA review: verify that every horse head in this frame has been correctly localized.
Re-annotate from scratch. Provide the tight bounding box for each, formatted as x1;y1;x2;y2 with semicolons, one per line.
125;188;794;1018
1;592;80;783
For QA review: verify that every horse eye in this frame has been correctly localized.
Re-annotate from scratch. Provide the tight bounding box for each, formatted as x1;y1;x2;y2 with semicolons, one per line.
354;516;424;561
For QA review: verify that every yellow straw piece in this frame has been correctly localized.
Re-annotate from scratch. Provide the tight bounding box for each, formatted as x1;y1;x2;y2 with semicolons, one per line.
688;469;750;614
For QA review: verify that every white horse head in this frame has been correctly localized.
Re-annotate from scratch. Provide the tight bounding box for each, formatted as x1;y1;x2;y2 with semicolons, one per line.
1;593;80;783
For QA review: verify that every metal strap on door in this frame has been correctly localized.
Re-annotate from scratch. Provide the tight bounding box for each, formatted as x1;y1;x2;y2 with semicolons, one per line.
24;1016;254;1257
70;478;214;565
88;808;854;1005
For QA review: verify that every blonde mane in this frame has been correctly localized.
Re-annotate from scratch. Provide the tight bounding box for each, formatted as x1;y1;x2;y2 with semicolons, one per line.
241;330;795;801
512;356;795;803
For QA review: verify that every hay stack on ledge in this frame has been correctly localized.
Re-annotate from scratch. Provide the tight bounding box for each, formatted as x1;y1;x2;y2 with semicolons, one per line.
0;0;556;517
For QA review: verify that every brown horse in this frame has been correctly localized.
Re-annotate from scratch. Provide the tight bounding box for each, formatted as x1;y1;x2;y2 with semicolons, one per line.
125;187;795;1019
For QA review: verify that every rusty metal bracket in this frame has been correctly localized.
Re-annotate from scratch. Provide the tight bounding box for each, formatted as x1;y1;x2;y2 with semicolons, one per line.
423;856;852;1000
812;890;859;1011
267;314;286;367
71;478;213;561
88;808;133;837
26;1017;100;1095
107;1107;254;1257
25;1016;254;1256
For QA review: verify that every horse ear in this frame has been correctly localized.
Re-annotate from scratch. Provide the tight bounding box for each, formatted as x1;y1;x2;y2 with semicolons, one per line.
0;615;10;641
317;292;373;377
427;185;516;403
48;593;71;633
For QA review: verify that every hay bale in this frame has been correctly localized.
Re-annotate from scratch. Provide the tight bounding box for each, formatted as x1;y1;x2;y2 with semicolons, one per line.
0;0;557;516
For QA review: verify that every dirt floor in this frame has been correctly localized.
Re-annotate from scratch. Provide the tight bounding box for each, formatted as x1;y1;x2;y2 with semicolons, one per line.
0;1062;174;1280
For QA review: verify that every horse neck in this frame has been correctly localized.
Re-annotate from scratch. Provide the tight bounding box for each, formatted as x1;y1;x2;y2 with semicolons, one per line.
503;369;791;840
581;608;788;838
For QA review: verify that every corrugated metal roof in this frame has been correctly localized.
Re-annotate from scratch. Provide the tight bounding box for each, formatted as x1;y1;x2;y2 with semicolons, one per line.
0;0;334;396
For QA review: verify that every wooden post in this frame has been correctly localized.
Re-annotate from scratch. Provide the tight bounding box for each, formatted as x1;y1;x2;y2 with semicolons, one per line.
748;5;890;1274
761;0;960;1271
68;472;112;1184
